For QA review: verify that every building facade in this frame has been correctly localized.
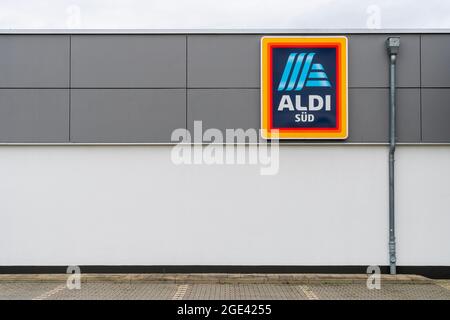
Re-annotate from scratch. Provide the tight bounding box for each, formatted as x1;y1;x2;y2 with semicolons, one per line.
0;30;449;275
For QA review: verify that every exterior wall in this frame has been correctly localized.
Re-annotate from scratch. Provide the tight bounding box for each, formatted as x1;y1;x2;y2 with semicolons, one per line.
0;31;449;267
0;146;449;266
0;32;449;143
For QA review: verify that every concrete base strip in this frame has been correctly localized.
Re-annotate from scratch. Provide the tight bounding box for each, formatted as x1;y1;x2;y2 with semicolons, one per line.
0;273;433;285
298;285;319;300
172;284;189;300
32;284;66;300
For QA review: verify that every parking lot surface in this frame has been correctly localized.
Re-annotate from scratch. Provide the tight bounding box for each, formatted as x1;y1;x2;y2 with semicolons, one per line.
0;279;449;300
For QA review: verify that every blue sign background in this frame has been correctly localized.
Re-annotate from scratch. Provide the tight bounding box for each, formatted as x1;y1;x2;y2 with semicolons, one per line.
272;47;337;128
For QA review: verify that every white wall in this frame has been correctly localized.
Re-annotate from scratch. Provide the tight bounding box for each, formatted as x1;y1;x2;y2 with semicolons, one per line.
0;145;448;266
396;146;450;265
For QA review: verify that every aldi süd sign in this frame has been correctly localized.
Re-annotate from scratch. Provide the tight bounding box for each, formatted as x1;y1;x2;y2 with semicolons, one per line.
261;37;348;139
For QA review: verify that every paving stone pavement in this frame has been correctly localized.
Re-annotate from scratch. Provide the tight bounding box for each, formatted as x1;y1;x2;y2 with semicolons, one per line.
0;281;449;300
0;282;65;300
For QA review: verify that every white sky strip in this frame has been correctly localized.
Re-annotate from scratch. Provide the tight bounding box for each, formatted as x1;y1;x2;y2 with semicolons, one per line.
0;0;449;29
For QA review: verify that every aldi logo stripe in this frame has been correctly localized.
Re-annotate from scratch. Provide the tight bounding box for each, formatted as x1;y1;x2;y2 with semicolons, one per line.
277;53;331;91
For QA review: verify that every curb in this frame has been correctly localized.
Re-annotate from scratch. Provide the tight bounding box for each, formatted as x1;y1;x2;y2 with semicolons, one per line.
0;273;434;284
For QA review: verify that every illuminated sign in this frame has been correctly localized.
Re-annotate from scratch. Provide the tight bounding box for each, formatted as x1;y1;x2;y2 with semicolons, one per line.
261;37;348;139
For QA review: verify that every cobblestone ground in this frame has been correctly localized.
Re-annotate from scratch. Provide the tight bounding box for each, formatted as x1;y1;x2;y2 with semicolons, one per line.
0;281;449;300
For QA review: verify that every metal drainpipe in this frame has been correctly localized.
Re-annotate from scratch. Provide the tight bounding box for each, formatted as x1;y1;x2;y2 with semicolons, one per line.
386;37;400;275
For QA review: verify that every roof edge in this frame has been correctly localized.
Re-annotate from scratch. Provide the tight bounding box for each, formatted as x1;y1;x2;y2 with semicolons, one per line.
0;28;449;35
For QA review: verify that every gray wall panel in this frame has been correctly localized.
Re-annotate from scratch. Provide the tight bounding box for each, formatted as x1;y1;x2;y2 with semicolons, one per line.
188;36;260;88
0;89;69;142
71;35;186;88
188;88;420;143
0;35;69;87
348;35;420;88
397;88;422;142
422;89;450;142
421;35;450;87
71;89;186;143
0;33;446;144
347;88;421;142
187;89;260;136
187;35;421;89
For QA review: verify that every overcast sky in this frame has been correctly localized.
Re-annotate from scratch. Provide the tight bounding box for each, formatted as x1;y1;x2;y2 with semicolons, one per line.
0;0;449;29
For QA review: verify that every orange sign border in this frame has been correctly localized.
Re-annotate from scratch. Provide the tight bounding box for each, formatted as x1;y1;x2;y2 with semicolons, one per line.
261;37;348;139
